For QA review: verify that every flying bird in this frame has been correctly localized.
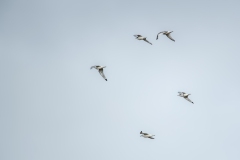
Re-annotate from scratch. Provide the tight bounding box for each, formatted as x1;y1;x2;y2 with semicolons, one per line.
134;35;152;45
90;65;107;81
156;31;175;42
140;131;155;139
178;92;194;104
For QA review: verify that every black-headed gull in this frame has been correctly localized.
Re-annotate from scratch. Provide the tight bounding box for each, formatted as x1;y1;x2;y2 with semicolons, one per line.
140;131;155;139
134;35;152;45
156;31;175;42
90;65;107;81
178;92;194;104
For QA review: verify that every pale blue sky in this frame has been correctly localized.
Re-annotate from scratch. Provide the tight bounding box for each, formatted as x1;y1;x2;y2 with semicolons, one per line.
1;0;240;160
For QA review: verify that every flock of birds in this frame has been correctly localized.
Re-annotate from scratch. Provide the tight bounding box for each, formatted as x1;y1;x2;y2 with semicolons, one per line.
133;31;175;45
90;31;194;140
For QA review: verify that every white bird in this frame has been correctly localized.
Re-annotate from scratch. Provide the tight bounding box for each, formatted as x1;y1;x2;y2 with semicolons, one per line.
134;35;152;45
178;92;194;104
90;65;107;81
140;131;155;139
156;31;175;42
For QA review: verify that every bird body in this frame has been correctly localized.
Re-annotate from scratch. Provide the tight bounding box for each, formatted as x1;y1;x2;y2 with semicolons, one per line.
140;131;155;139
90;65;107;81
178;92;194;104
156;31;175;42
136;36;145;40
134;35;152;45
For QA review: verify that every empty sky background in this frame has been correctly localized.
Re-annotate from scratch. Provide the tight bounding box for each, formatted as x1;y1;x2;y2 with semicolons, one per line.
1;0;240;160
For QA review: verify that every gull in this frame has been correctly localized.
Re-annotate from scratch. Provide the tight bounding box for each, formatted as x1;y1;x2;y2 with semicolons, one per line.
156;31;175;42
140;131;155;139
178;92;194;104
90;65;107;81
134;35;152;45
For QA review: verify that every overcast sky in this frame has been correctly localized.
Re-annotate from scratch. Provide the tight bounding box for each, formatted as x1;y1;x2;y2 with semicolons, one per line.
1;0;240;160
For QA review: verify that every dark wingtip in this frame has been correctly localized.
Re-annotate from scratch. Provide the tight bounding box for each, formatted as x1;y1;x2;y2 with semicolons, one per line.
105;79;107;81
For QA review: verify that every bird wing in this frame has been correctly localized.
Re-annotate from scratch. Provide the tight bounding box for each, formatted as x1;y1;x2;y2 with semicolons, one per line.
185;97;194;104
178;92;183;96
166;34;175;41
134;35;141;38
90;66;96;69
144;39;152;45
156;32;164;40
99;69;107;80
140;131;149;135
148;137;154;139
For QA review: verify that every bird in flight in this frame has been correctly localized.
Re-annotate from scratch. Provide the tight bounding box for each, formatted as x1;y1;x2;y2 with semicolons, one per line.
178;92;194;104
140;131;155;139
90;65;107;81
134;35;152;45
156;31;175;42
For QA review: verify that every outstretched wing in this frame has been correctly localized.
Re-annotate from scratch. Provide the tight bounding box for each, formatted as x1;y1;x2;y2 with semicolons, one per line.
148;137;155;139
91;65;101;69
140;131;148;135
134;35;141;38
178;92;184;96
99;69;107;81
156;32;164;40
90;66;97;69
185;97;194;104
166;34;175;41
144;39;152;45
